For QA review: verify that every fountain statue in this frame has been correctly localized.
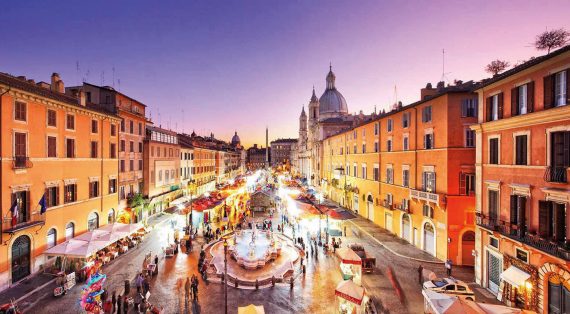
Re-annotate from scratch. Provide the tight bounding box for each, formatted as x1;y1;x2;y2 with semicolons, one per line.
228;225;283;270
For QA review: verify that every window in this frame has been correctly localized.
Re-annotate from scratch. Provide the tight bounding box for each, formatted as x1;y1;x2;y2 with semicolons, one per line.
120;160;125;172
515;248;528;263
554;70;567;107
138;122;143;135
402;169;410;187
460;173;475;195
64;183;77;203
65;223;75;240
139;142;143;153
111;124;117;136
109;179;117;194
511;84;532;116
47;136;57;157
353;165;357;177
361;165;367;179
130;120;134;134
374;123;379;135
374;141;379;153
489;138;499;164
387;119;393;132
129;160;134;171
362;143;366;153
353;145;357;154
158;170;163;182
461;98;478;118
539;200;567;241
510;195;528;236
488;190;499;219
386;168;394;184
138;160;143;170
120;119;125;132
373;166;379;181
66;114;75;130
387;139;392;152
515;135;528;165
90;141;98;158
130;141;134;152
87;212;99;232
422;171;436;192
45;186;59;208
422;106;432;123
489;237;499;249
486;94;503;121
47;228;56;249
11;191;29;224
120;140;125;152
66;138;75;158
465;129;475;147
47;109;57;127
91;120;98;133
424;133;433;149
14;132;27;160
402;112;410;128
14;101;26;121
362;129;366;137
422;204;434;218
110;143;116;159
89;181;100;198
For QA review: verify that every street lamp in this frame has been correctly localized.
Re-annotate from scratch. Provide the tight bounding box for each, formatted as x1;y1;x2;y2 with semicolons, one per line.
223;238;228;314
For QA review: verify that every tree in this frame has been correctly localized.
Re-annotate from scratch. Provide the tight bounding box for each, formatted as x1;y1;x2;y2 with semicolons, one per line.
535;28;569;53
485;60;510;76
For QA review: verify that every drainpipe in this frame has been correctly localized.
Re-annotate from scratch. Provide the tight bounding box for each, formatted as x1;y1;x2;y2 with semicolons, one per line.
414;107;418;190
1;86;12;237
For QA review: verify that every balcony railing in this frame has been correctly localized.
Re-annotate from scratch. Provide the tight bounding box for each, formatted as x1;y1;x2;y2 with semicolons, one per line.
3;211;46;234
476;212;570;261
12;156;32;170
409;189;440;205
544;166;568;183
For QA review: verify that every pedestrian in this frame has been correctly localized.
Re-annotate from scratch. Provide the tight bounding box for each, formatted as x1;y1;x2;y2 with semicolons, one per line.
154;254;159;266
445;259;453;276
134;289;143;312
136;273;144;292
143;276;150;295
418;264;424;285
122;295;129;314
111;290;117;314
185;277;191;300
344;225;347;237
116;294;122;314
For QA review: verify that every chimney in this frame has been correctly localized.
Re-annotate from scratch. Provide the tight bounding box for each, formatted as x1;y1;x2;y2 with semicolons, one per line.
436;81;445;91
17;76;26;81
420;82;436;100
78;90;86;106
50;73;64;93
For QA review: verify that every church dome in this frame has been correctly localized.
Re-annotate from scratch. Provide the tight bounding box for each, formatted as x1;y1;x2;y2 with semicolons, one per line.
231;131;241;145
319;65;348;118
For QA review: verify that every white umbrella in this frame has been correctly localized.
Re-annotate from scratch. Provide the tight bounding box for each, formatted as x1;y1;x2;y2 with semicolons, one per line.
238;304;265;314
335;279;366;305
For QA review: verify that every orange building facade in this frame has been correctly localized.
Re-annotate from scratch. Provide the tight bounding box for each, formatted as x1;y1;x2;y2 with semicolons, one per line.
472;46;570;313
322;83;477;264
0;73;120;290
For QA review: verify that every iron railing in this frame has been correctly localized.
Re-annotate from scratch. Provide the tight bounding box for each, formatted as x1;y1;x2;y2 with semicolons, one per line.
544;166;567;183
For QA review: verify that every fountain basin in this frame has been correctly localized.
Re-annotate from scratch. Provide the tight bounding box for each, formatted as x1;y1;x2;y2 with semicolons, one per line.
228;230;282;270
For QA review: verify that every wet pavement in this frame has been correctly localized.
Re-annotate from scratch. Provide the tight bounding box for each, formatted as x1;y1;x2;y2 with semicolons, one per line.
20;196;500;314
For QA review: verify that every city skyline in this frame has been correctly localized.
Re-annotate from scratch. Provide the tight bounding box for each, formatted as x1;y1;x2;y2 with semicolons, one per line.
1;0;569;147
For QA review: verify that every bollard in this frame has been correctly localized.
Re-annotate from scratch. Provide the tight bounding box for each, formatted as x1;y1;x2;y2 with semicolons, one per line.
221;272;225;283
272;276;275;287
235;279;238;288
255;279;259;290
290;277;294;290
302;265;306;275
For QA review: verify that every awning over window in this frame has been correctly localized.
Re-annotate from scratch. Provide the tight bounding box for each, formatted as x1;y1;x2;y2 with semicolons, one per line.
500;266;530;287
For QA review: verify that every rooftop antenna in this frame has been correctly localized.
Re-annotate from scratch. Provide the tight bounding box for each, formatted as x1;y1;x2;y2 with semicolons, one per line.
100;71;105;86
157;109;161;127
76;61;81;85
440;49;451;84
112;66;115;88
83;69;90;83
117;79;121;91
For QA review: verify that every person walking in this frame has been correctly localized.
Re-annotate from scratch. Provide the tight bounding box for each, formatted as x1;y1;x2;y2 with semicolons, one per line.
134;290;143;312
445;259;452;276
143;275;150;295
122;295;129;314
111;290;117;313
116;294;122;314
135;273;144;293
185;277;191;301
418;264;424;285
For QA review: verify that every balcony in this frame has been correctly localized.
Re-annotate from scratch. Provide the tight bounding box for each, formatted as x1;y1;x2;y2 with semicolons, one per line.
409;189;440;205
12;156;32;170
476;212;570;261
3;211;45;234
383;200;393;210
544;166;567;183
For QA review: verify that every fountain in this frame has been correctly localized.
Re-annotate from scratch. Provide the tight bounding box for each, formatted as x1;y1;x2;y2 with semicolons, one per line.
228;225;282;270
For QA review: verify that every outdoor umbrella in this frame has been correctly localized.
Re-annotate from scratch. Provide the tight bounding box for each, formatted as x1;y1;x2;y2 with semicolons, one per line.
335;279;366;305
237;304;265;314
336;247;362;265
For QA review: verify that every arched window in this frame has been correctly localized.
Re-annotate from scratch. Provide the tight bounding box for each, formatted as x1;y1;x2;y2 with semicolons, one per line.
65;222;75;240
47;228;57;249
88;212;99;231
108;209;115;224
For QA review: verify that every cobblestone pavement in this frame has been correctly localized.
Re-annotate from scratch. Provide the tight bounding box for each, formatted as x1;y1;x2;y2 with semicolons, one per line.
21;199;500;314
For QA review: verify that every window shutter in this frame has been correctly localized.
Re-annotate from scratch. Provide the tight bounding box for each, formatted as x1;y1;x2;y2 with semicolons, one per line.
459;173;466;195
564;132;570;167
544;75;554;109
497;93;504;119
511;87;518;116
567;70;570;105
527;81;535;113
510;195;518;224
518;197;526;231
538;200;552;238
474;98;479;118
486;97;492;122
554;204;566;241
421;172;426;190
461;99;467;117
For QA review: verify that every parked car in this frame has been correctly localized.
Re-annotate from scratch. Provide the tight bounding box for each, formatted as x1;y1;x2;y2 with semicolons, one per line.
423;278;476;301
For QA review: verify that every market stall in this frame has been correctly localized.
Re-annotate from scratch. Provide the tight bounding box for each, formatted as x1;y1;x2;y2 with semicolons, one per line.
335;247;362;285
335;279;369;314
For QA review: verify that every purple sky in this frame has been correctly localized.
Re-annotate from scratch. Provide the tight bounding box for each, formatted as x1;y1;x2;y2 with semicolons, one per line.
1;1;569;147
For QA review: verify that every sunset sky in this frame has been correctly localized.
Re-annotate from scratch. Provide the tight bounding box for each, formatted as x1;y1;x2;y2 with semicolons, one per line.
1;0;569;147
